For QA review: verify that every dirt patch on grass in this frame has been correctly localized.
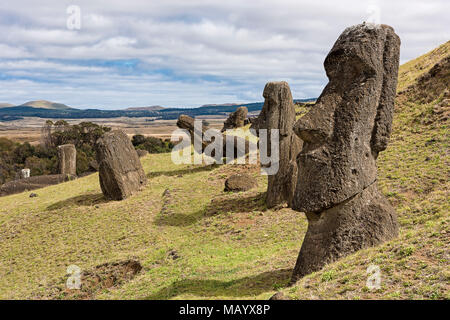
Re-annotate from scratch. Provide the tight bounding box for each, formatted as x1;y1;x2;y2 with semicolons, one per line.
38;260;142;299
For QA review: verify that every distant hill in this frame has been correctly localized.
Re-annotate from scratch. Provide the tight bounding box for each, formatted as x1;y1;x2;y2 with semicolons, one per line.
19;100;73;110
126;106;165;111
0;103;14;108
0;98;317;121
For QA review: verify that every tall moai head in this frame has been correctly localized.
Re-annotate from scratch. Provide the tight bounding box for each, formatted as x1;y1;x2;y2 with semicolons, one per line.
292;24;400;213
252;81;297;136
251;81;302;208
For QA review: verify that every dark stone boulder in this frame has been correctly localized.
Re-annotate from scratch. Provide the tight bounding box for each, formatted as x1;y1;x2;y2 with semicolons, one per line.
95;130;147;200
224;174;257;192
290;23;400;283
251;81;302;208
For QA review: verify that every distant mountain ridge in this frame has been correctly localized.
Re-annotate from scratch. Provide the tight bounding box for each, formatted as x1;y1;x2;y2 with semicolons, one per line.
125;106;165;111
0;98;316;121
19;100;73;110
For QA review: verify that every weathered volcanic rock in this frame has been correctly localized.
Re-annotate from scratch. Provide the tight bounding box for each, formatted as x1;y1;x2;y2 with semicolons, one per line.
221;106;248;132
290;23;400;283
251;81;302;208
95;130;147;200
224;174;257;192
57;144;77;176
177;114;256;161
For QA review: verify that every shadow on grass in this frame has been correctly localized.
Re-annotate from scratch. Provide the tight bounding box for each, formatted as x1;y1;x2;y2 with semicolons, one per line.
147;163;220;179
154;192;267;227
145;268;292;299
47;193;107;210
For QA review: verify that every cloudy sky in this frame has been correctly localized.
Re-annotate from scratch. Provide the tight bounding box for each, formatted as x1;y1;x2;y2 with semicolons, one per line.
0;0;448;109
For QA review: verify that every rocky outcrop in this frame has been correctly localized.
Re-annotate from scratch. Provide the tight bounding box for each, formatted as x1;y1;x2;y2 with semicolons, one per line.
290;23;400;283
95;130;147;200
57;144;77;176
222;106;248;132
251;81;302;208
224;174;257;192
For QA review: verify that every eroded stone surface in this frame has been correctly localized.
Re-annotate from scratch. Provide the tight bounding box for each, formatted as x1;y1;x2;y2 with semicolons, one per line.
57;144;77;176
251;81;302;208
291;23;400;283
222;106;248;132
95;130;147;200
177;114;256;161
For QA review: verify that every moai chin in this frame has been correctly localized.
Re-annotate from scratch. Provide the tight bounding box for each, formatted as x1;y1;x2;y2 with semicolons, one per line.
57;144;77;176
251;81;302;208
290;23;401;283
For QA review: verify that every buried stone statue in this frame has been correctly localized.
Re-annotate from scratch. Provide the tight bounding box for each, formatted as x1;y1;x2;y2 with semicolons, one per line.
251;81;302;208
290;23;401;283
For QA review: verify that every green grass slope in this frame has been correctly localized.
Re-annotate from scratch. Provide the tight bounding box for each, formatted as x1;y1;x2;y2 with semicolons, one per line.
0;43;448;300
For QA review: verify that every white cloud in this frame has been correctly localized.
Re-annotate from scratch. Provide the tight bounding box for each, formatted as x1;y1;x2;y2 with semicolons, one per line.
0;0;448;108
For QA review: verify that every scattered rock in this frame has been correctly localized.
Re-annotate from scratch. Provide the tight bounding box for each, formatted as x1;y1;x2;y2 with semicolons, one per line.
224;174;257;192
167;250;180;260
95;130;147;200
291;23;400;283
57;144;77;176
29;193;38;198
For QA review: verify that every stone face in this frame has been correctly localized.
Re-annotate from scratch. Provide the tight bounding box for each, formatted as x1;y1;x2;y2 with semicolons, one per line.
57;144;77;176
251;81;302;208
95;130;147;200
224;174;257;192
290;23;400;283
222;106;248;132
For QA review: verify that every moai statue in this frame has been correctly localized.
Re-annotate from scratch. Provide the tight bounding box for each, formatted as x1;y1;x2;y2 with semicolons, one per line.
221;106;248;132
176;114;256;160
251;81;302;208
20;168;31;179
95;130;147;200
57;144;77;176
290;23;401;283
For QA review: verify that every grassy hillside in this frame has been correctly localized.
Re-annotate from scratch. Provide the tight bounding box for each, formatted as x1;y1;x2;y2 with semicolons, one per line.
0;43;448;300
